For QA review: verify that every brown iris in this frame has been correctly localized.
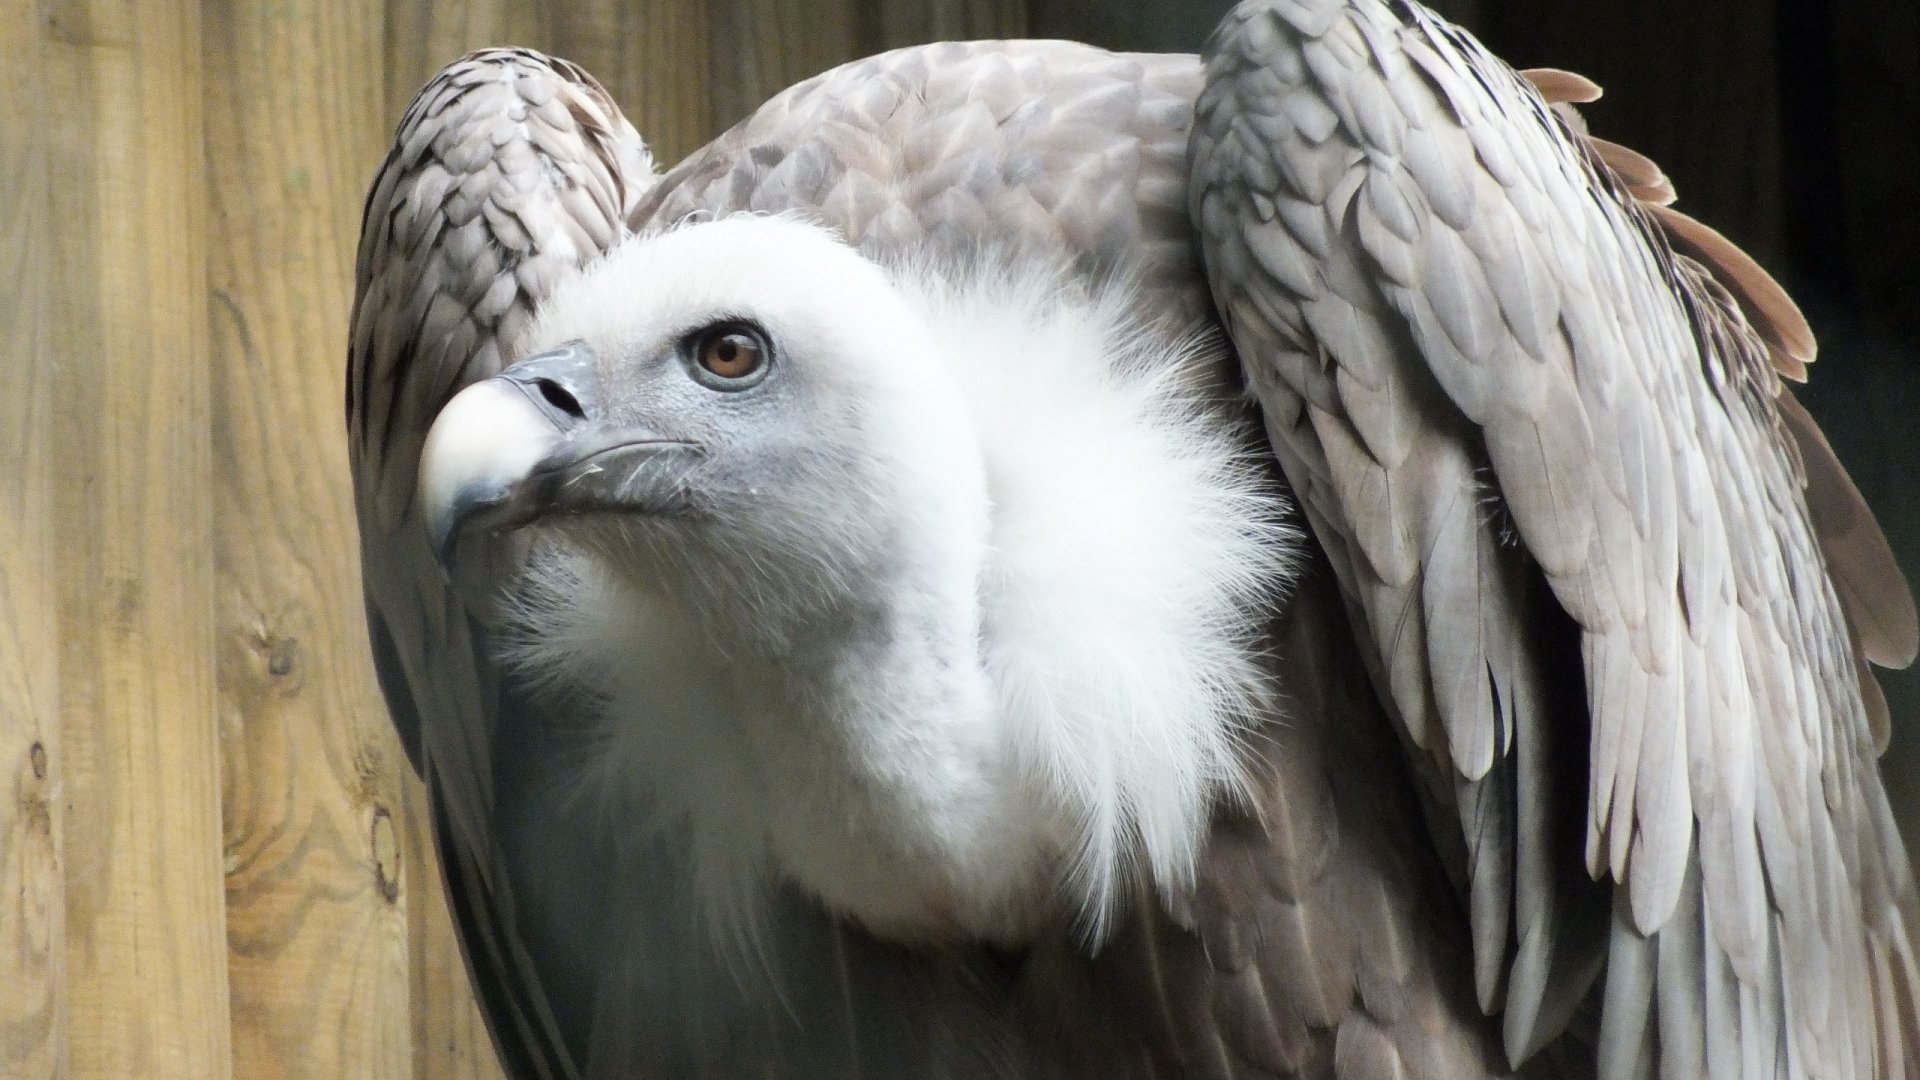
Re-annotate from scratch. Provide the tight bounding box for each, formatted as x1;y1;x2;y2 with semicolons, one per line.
697;328;765;381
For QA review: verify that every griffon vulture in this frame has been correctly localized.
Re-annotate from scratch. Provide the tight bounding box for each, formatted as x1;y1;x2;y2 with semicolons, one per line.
347;0;1920;1075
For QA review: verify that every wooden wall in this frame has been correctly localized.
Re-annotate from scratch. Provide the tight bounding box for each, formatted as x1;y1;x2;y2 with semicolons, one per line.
1;2;1021;1078
6;1;1915;1078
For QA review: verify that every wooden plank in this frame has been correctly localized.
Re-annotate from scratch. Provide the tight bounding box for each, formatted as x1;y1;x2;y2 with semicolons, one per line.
39;1;233;1077
199;1;426;1077
705;0;855;136
544;0;716;169
381;0;717;176
382;0;546;132
0;3;65;1078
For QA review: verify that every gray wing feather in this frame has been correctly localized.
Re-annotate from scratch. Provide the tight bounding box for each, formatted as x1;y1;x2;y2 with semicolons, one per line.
1191;0;1920;1075
349;49;652;1080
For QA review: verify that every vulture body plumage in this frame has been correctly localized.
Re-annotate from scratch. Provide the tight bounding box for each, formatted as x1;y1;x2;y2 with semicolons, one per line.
347;0;1920;1077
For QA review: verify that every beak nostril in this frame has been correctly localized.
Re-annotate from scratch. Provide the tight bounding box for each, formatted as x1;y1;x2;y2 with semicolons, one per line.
535;377;586;420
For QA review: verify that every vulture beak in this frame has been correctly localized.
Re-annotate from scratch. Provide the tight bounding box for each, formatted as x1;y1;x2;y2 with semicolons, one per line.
418;341;700;567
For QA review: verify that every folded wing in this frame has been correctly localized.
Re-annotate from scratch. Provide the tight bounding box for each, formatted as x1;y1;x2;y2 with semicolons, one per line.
1190;1;1920;1075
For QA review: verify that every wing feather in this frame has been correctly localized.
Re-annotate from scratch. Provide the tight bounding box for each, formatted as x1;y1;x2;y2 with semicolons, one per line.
1190;0;1920;1075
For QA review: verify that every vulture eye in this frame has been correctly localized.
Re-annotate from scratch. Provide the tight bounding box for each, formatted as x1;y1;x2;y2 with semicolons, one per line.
688;323;771;389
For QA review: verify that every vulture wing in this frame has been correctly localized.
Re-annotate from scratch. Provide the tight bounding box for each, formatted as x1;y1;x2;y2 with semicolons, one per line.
1190;1;1920;1077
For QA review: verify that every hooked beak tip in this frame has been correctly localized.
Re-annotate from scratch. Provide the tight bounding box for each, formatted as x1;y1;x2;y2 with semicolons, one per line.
418;378;565;568
424;482;501;570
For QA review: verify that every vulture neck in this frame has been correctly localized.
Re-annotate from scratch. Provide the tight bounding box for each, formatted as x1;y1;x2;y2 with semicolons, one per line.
557;410;1067;947
674;520;1062;947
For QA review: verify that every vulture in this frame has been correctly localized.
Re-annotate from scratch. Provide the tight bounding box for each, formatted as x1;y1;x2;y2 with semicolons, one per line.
347;0;1920;1076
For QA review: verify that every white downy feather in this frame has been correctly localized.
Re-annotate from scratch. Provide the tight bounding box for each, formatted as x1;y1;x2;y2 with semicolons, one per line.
497;214;1300;947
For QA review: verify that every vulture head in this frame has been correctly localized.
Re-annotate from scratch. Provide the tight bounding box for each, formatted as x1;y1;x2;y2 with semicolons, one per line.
417;213;1297;947
422;214;993;646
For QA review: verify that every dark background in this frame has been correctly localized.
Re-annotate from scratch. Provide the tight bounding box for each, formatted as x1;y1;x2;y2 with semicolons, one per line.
1033;0;1920;848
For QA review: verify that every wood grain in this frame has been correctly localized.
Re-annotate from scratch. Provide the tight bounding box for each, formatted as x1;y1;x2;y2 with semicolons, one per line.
383;0;548;137
704;0;855;137
533;0;714;167
200;0;422;1076
0;4;65;1078
41;1;233;1077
